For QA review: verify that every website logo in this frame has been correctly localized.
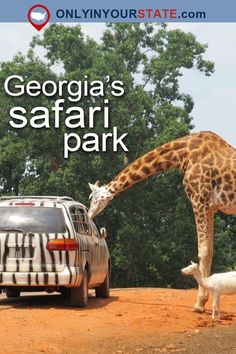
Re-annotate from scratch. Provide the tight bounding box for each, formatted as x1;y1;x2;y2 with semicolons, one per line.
28;4;50;31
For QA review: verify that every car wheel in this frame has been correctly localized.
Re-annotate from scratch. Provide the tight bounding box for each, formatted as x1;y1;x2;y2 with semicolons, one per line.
6;288;21;298
95;270;110;298
70;268;88;307
60;288;70;299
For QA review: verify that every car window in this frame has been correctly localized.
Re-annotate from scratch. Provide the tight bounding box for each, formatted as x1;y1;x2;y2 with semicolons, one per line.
69;207;81;233
0;206;66;233
77;208;92;236
69;206;92;236
92;221;101;238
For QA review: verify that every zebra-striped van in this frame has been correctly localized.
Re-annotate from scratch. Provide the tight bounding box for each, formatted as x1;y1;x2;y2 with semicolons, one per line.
0;196;110;307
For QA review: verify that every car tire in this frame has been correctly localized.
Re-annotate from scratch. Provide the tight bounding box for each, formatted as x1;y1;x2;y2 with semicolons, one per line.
60;288;70;299
70;268;88;307
6;288;21;298
95;270;110;298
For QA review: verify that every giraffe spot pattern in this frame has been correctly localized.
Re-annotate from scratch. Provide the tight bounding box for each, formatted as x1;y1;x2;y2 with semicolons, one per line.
119;176;126;182
123;181;130;189
141;166;151;175
144;152;156;163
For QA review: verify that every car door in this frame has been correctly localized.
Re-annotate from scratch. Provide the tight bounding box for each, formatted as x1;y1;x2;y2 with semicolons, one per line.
91;220;109;284
75;206;99;285
68;205;86;272
0;204;68;274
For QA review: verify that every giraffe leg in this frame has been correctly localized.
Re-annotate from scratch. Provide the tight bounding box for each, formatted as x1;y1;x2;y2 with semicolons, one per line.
193;209;214;313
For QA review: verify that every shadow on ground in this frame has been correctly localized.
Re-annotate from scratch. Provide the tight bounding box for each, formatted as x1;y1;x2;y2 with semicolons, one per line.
0;291;118;311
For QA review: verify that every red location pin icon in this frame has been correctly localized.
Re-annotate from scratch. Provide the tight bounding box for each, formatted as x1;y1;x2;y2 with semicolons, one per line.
28;4;50;31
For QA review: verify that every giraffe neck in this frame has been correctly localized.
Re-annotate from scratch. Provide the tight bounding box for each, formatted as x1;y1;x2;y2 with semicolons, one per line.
107;138;189;194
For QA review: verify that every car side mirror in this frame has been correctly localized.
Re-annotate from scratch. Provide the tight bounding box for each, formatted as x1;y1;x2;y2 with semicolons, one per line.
100;227;107;239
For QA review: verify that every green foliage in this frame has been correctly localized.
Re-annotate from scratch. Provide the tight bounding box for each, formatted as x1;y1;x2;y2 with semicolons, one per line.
0;23;231;290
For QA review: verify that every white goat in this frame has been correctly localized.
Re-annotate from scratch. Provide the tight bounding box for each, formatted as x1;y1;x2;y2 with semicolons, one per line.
181;261;236;320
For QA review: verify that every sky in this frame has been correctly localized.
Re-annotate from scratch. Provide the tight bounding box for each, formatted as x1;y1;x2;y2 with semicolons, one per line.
0;22;235;146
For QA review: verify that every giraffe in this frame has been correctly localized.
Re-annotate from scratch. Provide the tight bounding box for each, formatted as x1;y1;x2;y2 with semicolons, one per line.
88;131;236;313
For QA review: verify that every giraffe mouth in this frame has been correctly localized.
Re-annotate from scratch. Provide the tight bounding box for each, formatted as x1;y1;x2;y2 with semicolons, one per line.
88;209;94;219
88;207;99;219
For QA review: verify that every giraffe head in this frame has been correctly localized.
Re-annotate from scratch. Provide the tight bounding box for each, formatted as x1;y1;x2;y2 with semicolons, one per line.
181;261;199;276
88;181;115;219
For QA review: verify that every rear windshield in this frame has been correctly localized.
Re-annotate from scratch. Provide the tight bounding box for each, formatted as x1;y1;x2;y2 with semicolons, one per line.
0;207;66;233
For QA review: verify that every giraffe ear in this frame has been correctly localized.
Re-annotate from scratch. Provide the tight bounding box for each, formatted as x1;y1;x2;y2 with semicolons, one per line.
88;182;100;192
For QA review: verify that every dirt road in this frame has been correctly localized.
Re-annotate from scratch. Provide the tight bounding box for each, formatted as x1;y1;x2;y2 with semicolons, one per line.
0;288;236;353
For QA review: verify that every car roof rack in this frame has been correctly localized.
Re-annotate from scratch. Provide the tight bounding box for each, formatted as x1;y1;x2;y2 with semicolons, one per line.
0;196;74;202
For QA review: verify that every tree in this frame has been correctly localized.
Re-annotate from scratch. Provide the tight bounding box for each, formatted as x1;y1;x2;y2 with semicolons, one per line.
0;23;218;288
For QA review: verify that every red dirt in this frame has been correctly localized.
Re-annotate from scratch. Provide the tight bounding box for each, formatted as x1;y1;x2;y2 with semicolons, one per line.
1;288;236;353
